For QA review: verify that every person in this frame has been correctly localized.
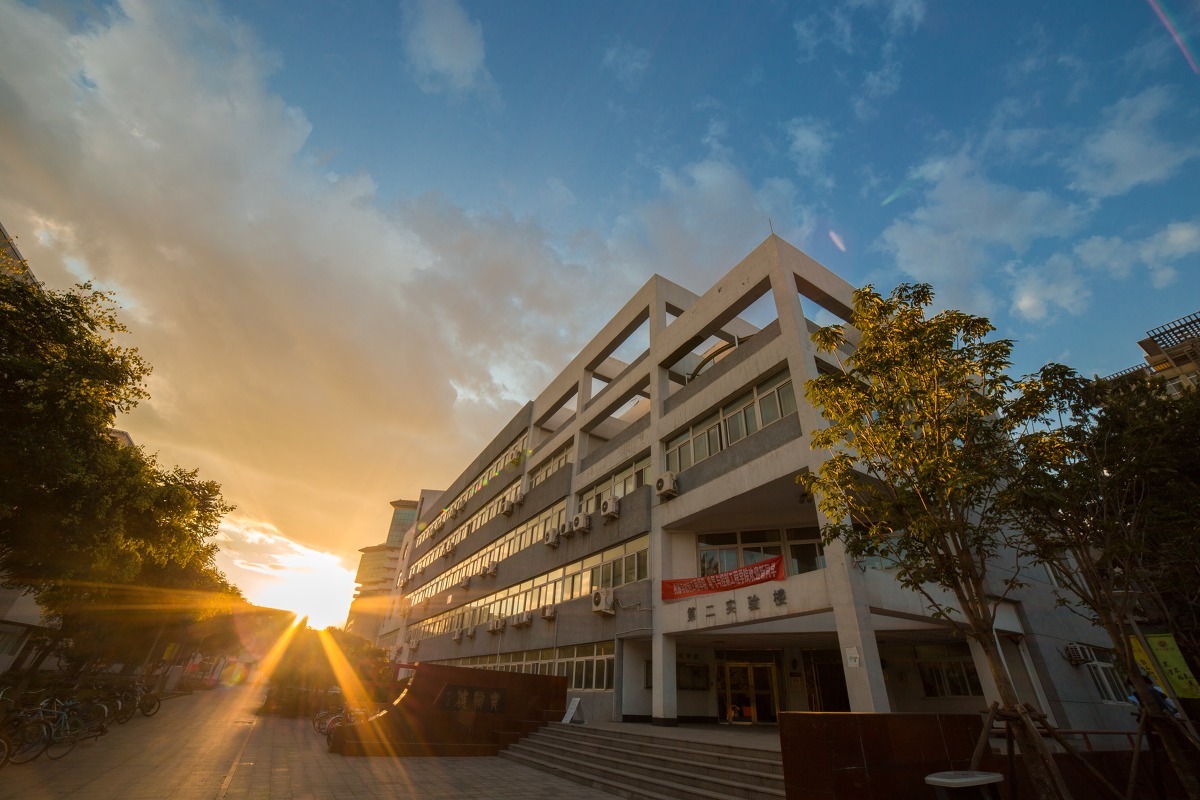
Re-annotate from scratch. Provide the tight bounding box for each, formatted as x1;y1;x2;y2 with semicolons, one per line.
1126;674;1182;719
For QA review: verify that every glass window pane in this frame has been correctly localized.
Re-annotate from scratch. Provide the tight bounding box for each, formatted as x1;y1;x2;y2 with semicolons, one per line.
759;392;781;425
726;414;744;444
744;406;757;436
637;550;648;580
779;382;797;417
708;427;722;455
693;433;709;461
624;554;637;584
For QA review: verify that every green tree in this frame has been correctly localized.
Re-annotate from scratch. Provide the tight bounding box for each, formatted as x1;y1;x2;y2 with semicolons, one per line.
800;284;1070;800
1016;372;1200;797
1;257;240;677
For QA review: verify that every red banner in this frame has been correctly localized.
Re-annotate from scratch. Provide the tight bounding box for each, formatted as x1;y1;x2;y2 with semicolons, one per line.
661;556;785;601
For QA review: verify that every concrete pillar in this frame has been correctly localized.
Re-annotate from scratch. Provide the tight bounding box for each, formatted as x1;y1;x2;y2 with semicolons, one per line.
823;539;892;711
651;630;678;724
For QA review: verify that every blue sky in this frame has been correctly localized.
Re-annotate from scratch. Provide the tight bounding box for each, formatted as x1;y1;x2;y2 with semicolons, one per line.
1;0;1198;627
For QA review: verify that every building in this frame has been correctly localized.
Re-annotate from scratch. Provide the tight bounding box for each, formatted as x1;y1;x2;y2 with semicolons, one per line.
346;493;440;648
382;235;1128;729
1104;310;1200;395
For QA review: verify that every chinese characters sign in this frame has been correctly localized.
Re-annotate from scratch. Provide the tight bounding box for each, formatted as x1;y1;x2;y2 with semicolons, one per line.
437;685;508;713
1130;635;1200;699
661;556;785;601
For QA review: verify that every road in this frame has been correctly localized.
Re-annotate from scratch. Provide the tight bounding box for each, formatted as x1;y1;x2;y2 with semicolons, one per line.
0;683;618;799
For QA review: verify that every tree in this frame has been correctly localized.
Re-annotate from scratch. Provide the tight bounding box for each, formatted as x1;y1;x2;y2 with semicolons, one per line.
1016;372;1200;798
800;284;1071;800
1;257;240;677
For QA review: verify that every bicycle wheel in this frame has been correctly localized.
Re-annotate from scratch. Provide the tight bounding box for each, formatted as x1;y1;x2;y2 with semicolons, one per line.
45;717;82;760
139;695;161;717
0;732;10;769
115;699;136;724
7;719;49;765
312;710;331;734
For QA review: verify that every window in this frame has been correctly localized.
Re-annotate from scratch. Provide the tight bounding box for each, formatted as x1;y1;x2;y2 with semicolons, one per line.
914;643;984;698
787;527;825;574
1082;646;1127;703
699;528;819;577
664;371;797;473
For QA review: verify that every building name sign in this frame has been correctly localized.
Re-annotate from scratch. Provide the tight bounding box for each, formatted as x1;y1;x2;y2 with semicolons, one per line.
438;685;508;713
661;556;785;601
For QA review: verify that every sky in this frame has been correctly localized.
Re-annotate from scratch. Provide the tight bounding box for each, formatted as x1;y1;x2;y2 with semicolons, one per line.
1;0;1198;629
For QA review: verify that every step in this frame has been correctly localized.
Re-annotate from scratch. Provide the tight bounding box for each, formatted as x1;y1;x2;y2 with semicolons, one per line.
544;722;781;760
502;747;785;800
533;725;784;775
511;734;785;796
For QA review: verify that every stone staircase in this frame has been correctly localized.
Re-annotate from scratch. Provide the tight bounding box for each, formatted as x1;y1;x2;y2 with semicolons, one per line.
501;723;787;800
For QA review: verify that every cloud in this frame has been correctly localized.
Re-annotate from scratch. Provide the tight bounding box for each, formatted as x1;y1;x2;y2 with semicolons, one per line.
1074;219;1199;289
400;0;494;96
1065;87;1199;200
0;0;605;589
603;41;651;89
1006;253;1090;321
878;153;1085;312
607;158;816;291
785;116;836;190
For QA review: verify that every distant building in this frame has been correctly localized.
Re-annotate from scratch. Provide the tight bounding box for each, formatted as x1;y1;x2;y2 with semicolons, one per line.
345;494;440;646
377;235;1127;730
0;219;37;283
1104;310;1200;395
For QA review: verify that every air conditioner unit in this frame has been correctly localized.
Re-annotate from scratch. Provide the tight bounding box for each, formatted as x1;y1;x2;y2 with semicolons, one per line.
514;491;526;505
476;563;490;579
501;500;515;516
655;471;679;499
460;576;471;589
544;529;560;547
487;561;498;576
560;519;574;538
511;611;533;628
1064;642;1091;666
488;618;506;633
591;588;615;615
465;626;476;638
601;497;620;520
572;513;591;534
443;546;456;559
541;604;557;620
452;630;463;643
407;638;420;651
422;597;430;609
449;505;459;519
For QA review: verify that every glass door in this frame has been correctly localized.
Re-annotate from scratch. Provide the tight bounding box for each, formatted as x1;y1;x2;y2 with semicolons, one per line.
723;663;778;724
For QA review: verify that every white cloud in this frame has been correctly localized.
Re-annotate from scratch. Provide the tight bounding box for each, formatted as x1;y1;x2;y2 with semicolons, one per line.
1065;87;1199;200
603;41;651;89
1006;253;1090;321
785;117;836;190
400;0;494;96
1074;220;1199;289
878;153;1085;312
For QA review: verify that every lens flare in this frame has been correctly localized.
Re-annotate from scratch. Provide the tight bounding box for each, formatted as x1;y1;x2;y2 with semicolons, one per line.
1146;0;1200;74
828;230;847;252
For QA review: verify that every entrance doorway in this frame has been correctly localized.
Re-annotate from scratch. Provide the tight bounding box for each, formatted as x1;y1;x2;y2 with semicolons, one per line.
719;662;779;724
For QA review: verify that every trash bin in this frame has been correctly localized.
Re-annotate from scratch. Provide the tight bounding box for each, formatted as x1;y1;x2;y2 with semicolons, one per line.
924;770;1003;799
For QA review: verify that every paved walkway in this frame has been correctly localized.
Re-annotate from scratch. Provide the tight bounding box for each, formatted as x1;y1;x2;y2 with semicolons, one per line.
2;683;621;800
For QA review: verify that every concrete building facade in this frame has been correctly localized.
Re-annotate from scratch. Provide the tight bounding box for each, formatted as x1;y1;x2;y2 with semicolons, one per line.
1105;310;1200;396
380;236;1130;730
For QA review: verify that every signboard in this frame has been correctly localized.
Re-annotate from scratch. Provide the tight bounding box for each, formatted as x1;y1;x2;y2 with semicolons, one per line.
1130;635;1200;699
437;685;508;713
661;556;785;601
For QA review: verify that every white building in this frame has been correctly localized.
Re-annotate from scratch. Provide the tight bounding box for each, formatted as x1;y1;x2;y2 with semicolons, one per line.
380;235;1129;729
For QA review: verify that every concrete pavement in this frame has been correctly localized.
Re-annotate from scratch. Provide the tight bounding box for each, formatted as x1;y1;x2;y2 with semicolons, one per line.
1;683;622;799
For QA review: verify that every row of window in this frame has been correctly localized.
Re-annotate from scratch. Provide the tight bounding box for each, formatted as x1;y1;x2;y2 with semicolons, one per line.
528;443;571;490
407;500;569;603
409;536;649;640
697;527;825;578
407;478;526;578
665;370;797;474
415;433;530;548
441;641;617;691
579;456;651;514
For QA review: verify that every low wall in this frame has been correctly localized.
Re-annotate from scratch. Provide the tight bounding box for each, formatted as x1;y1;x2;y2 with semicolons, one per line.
779;712;1181;800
